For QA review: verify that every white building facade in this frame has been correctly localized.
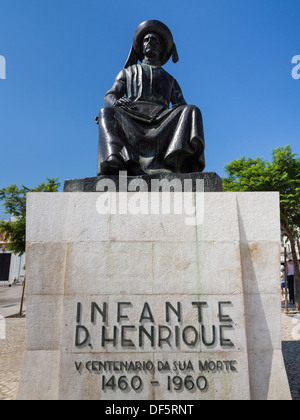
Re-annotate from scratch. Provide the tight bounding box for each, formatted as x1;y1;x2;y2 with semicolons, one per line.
0;225;25;283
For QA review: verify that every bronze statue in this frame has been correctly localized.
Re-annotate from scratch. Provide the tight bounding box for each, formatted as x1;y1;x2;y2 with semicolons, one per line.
97;20;205;176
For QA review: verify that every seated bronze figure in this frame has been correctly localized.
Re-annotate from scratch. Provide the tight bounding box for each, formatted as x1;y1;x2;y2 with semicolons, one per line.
97;20;205;176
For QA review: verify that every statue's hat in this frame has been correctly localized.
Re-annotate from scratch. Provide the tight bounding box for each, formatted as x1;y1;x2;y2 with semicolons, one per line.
125;20;179;68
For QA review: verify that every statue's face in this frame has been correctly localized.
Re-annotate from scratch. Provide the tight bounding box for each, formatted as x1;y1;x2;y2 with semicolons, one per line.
142;33;162;59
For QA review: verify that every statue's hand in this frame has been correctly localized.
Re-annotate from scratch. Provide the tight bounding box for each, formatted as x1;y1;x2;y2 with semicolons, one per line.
115;97;137;110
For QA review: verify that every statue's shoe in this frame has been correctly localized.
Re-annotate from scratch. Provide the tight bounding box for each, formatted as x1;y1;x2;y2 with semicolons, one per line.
101;155;126;175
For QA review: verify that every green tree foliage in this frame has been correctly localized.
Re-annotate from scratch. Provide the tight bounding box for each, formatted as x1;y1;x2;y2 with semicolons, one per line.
0;178;60;256
223;145;300;309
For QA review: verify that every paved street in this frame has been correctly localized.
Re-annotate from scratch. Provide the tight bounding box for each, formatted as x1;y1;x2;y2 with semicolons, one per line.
0;284;26;400
0;317;25;400
0;284;300;400
281;310;300;401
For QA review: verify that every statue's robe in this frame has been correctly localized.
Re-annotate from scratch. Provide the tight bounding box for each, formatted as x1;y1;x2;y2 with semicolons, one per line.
97;64;205;175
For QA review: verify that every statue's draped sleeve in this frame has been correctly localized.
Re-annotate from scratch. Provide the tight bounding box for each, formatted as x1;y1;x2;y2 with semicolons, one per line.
104;70;127;107
171;79;187;106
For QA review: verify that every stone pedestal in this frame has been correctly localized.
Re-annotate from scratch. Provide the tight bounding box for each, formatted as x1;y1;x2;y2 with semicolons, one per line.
17;191;291;400
63;172;223;192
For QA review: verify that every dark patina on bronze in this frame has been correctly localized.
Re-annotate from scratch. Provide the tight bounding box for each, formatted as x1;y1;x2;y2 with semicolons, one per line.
96;20;206;176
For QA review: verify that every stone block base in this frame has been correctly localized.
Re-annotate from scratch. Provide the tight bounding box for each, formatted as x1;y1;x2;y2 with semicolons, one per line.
17;191;291;400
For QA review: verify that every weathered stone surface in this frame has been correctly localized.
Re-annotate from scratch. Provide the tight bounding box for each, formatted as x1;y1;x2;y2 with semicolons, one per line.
18;191;291;400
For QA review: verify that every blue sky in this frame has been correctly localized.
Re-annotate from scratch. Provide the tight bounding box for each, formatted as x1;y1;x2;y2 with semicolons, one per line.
0;0;300;218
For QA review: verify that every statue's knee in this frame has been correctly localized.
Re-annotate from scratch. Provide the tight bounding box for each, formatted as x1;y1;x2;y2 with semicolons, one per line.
186;104;201;114
99;107;109;118
186;105;203;122
99;106;117;118
98;107;119;127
